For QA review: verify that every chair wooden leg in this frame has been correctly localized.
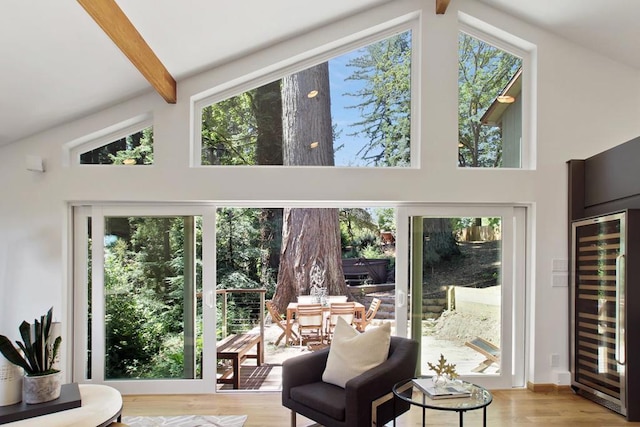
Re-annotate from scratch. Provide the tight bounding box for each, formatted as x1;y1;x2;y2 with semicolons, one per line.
290;410;296;427
275;331;285;346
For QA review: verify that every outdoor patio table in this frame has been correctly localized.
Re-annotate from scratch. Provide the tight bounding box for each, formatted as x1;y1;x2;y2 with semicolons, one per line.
284;301;365;344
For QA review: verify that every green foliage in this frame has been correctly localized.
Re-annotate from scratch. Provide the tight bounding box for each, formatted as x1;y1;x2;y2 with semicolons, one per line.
217;271;262;337
450;217;500;235
354;230;379;251
345;31;412;166
360;244;385;259
423;218;461;269
373;208;396;233
216;208;263;282
450;217;474;233
201;93;257;165
0;307;61;376
340;208;380;256
424;231;460;268
103;217;193;379
109;127;154;165
80;127;153;165
143;330;203;379
458;33;522;167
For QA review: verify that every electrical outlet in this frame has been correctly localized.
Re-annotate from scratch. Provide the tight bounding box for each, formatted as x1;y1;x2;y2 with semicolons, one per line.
552;273;568;287
551;353;560;367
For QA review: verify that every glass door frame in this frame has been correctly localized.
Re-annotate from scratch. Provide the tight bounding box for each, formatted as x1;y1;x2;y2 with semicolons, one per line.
395;205;526;389
72;204;217;394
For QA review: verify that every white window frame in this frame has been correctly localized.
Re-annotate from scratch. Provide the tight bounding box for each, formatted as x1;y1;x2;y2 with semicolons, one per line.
458;12;537;170
72;204;217;394
63;113;153;167
395;205;527;389
191;15;420;169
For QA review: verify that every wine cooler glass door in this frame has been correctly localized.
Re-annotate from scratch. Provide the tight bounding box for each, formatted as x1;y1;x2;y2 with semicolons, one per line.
572;212;625;404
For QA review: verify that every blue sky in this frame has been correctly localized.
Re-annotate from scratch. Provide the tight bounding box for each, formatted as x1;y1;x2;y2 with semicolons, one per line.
328;49;369;166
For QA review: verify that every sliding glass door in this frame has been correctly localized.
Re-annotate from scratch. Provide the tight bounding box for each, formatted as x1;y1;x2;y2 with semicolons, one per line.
395;206;525;389
73;206;216;394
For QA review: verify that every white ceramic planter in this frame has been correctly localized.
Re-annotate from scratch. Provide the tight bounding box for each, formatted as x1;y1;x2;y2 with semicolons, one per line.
22;371;62;404
0;356;22;406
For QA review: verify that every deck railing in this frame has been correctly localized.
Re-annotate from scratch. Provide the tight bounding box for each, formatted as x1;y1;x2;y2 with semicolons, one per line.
216;288;266;341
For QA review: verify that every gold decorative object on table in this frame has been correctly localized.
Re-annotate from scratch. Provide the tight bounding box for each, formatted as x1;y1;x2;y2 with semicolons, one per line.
427;353;458;385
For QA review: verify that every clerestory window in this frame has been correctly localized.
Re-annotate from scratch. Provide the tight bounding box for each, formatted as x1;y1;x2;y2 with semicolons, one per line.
79;126;153;165
197;29;414;168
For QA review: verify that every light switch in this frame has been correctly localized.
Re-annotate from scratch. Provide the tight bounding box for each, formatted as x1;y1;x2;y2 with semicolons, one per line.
552;259;568;272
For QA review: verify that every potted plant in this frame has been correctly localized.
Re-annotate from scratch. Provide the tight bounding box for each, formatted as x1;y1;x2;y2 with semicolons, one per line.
0;307;62;404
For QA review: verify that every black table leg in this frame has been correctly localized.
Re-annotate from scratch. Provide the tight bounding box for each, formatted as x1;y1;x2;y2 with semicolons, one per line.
393;392;396;427
459;410;463;427
483;406;487;427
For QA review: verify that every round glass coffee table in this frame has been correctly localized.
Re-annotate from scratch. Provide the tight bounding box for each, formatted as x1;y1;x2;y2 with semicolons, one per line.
392;378;492;427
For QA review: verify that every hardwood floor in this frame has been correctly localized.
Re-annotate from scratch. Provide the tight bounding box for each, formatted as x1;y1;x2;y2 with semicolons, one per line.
122;388;640;426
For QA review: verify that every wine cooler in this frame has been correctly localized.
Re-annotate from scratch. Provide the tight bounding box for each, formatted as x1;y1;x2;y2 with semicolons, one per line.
570;210;640;420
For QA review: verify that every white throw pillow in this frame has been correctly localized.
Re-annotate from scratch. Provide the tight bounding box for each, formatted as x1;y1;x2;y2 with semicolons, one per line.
322;317;391;388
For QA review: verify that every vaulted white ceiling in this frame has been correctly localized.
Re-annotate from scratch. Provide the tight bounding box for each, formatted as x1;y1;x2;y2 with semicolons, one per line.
477;0;640;70
1;0;639;147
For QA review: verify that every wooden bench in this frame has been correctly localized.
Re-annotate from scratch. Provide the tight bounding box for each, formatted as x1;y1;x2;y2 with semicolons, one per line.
465;336;500;373
217;333;263;389
344;272;370;286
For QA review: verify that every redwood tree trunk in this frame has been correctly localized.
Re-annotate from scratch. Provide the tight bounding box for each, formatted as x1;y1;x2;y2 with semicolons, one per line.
423;218;460;268
272;63;346;311
254;80;283;165
253;81;284;286
272;208;347;311
281;63;334;166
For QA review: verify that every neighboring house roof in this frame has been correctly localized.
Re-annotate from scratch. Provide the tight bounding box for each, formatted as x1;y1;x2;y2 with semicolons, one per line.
480;68;522;126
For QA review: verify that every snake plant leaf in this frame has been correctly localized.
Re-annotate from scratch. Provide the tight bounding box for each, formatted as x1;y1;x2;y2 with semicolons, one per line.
0;334;31;373
18;321;39;373
44;308;52;343
14;341;35;375
49;336;62;371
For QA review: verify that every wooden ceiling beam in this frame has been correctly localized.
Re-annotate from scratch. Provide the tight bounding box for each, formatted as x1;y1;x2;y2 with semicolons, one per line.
436;0;451;14
77;0;177;103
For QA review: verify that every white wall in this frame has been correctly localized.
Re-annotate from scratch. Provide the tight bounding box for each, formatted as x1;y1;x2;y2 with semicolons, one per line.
0;0;639;387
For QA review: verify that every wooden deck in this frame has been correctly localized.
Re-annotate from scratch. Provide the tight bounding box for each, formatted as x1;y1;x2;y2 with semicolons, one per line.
216;363;283;392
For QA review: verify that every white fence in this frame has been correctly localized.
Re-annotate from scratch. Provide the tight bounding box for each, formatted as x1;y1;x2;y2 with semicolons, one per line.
457;226;501;242
448;285;501;317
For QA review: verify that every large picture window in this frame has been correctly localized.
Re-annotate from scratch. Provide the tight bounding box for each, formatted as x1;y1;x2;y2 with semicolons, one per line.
199;30;412;168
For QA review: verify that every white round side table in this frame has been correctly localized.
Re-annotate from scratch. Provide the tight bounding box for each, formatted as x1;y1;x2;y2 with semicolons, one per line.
4;384;122;427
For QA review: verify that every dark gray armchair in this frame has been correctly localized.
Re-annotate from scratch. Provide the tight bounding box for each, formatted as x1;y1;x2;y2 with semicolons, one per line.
282;336;419;427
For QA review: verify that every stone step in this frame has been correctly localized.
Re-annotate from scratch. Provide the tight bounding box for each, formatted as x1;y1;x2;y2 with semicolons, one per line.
424;298;448;305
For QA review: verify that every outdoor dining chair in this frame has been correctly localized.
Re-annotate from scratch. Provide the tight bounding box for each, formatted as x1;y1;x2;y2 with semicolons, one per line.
296;304;325;346
266;300;299;346
353;297;381;332
325;302;356;342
